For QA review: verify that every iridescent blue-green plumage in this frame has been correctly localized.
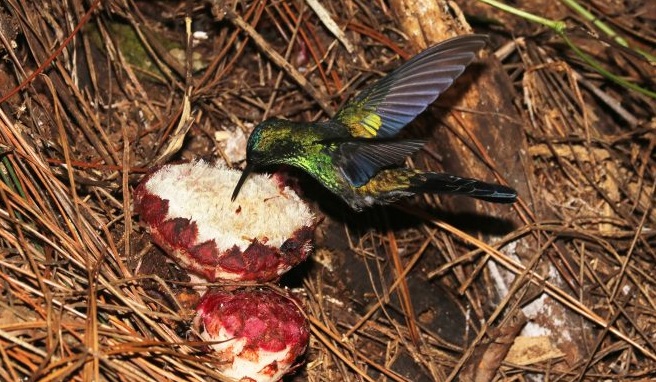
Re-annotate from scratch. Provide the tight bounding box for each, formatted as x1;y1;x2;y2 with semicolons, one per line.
231;35;517;211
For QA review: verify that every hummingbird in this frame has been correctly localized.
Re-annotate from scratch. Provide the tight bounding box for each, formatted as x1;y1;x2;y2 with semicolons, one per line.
231;35;517;211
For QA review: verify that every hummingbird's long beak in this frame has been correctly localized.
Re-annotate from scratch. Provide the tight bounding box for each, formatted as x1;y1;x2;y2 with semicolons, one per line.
231;164;253;201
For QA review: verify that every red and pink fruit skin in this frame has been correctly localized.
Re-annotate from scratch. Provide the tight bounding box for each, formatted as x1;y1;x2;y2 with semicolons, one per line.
195;288;310;381
133;169;314;283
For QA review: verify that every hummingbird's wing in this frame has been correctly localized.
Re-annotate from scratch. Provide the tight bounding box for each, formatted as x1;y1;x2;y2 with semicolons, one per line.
333;139;426;187
333;35;487;139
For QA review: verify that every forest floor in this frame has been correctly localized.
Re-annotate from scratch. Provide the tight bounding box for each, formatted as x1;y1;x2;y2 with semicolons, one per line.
0;0;654;381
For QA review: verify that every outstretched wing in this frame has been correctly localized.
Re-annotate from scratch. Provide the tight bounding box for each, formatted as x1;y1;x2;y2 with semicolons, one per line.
334;35;487;139
332;139;426;186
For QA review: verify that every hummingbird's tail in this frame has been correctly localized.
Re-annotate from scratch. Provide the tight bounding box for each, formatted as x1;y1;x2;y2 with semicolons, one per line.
407;171;517;203
349;169;517;209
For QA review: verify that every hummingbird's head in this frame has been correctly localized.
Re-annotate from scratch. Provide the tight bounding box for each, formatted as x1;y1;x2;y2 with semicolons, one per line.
244;119;277;165
232;118;288;201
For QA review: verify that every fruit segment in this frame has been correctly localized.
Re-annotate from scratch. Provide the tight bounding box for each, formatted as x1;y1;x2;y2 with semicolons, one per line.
194;288;310;382
134;161;315;282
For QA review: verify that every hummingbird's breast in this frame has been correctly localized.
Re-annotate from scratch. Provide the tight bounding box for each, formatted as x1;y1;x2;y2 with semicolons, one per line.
268;121;351;195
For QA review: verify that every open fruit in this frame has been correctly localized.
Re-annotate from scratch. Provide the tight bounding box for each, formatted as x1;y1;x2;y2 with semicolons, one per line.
134;161;315;282
194;287;309;382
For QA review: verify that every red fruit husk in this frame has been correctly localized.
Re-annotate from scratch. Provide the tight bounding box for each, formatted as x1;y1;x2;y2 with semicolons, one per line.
194;288;309;382
133;161;316;282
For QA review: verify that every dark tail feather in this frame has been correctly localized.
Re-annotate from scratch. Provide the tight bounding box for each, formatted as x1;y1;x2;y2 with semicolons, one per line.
408;172;517;204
